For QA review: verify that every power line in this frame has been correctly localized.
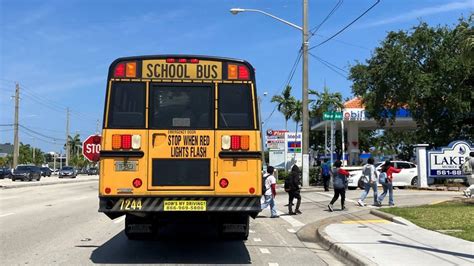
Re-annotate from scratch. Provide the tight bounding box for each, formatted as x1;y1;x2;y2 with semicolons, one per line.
310;54;348;74
309;0;343;37
309;53;347;79
21;129;62;146
309;0;380;51
312;33;370;50
19;125;66;141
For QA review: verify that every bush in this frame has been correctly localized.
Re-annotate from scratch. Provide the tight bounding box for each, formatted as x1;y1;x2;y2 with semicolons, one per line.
310;167;323;186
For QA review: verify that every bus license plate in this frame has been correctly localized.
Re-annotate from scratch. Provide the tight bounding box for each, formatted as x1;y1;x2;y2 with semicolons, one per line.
164;200;206;211
115;161;137;171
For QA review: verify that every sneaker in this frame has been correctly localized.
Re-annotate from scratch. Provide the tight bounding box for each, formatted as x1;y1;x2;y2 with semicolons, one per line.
389;203;395;207
288;211;296;215
341;206;346;211
295;209;302;214
463;190;469;198
270;215;280;218
357;200;365;207
328;204;334;212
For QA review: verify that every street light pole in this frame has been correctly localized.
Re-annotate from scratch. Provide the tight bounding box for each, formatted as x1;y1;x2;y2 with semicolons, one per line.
230;3;310;186
302;0;310;186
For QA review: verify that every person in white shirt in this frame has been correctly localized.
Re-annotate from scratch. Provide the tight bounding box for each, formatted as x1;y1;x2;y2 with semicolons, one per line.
261;166;279;218
462;152;474;198
357;157;379;206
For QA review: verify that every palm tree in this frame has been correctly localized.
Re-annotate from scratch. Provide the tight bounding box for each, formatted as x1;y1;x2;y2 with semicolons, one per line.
309;86;344;117
66;134;82;165
271;85;296;130
291;99;302;156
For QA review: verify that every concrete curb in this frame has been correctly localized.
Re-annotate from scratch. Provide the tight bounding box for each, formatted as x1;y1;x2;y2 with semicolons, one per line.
0;178;98;189
296;212;376;266
370;209;417;227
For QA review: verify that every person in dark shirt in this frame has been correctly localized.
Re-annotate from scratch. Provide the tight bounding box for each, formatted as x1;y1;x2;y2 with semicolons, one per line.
328;160;350;212
287;165;302;215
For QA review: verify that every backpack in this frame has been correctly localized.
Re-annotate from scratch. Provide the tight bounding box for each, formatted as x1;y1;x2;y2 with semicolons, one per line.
321;163;330;176
379;172;387;184
262;173;270;194
361;165;371;183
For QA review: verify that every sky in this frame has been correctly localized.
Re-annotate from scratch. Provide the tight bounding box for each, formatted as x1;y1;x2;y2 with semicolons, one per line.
0;0;472;153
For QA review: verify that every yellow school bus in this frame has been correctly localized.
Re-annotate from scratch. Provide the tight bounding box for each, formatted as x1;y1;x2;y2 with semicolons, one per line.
98;55;262;239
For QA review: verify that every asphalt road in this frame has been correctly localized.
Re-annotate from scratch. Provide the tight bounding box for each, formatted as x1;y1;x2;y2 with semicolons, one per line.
0;180;460;265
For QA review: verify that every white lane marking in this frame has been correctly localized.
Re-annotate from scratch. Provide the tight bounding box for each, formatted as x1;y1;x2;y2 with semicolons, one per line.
253;238;262;242
113;216;126;224
276;210;305;227
269;263;279;266
259;248;270;254
0;213;15;218
0;196;20;200
287;228;296;233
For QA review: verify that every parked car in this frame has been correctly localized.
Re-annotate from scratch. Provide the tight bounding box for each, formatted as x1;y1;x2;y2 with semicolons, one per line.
59;166;77;178
87;167;98;175
347;161;420;189
40;167;52;177
0;167;12;179
12;165;42;181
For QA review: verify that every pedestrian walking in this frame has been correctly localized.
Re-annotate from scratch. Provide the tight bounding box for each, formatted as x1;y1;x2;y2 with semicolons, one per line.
377;160;401;206
261;166;279;218
461;152;474;198
357;157;378;206
321;158;331;191
328;160;350;212
287;165;302;215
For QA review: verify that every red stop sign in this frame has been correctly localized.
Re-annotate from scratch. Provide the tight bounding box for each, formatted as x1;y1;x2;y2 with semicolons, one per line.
82;135;101;162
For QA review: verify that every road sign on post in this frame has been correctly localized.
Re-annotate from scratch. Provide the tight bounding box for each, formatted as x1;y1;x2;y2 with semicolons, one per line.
82;135;101;162
323;111;343;121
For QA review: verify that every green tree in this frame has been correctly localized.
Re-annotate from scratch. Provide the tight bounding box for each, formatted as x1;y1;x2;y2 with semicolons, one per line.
309;86;344;117
65;134;82;166
271;85;296;130
350;17;473;146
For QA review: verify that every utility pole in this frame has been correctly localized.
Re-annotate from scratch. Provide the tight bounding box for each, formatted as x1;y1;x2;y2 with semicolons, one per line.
66;108;70;166
13;83;20;168
302;0;310;187
96;119;100;134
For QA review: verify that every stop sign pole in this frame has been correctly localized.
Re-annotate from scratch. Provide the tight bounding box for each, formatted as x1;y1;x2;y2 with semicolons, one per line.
82;135;102;162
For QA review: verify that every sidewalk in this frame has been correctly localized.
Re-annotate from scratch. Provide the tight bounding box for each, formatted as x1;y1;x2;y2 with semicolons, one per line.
0;175;98;189
312;209;474;265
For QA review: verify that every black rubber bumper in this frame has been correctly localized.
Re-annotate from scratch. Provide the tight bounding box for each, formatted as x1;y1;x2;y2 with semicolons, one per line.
99;196;261;213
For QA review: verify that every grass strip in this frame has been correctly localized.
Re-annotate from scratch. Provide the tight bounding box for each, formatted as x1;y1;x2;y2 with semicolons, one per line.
381;201;474;242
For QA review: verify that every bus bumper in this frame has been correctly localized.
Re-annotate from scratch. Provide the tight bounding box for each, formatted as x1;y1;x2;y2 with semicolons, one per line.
99;196;262;219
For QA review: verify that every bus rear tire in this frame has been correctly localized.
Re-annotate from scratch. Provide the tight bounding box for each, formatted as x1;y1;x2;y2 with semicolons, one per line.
124;214;156;240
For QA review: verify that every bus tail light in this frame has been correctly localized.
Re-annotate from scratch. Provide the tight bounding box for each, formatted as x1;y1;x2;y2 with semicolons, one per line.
249;187;255;194
231;136;240;150
125;62;137;78
228;64;238;79
114;63;125;77
112;135;122;150
132;178;142;188
105;187;111;194
238;66;250;80
112;134;141;150
131;135;141;149
240;135;249;150
121;135;132;149
219;178;229;188
222;135;231;150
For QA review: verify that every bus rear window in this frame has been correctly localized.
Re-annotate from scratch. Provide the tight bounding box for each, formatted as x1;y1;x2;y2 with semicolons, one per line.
107;82;146;128
218;84;254;129
149;84;213;129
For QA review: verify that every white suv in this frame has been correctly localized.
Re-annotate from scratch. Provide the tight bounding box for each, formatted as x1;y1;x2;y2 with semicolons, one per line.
347;161;419;189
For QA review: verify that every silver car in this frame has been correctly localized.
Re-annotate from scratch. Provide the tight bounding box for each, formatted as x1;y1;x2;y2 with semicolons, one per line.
59;166;77;178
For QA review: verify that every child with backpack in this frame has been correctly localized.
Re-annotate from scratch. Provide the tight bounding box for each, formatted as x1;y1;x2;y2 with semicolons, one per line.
261;166;279;218
286;165;302;215
321;158;331;191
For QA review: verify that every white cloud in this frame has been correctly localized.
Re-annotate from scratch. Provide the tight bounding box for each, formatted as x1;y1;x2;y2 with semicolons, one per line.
364;0;472;28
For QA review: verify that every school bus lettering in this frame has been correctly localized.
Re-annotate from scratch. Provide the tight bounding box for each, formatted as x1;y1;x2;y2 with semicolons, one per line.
142;60;222;79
